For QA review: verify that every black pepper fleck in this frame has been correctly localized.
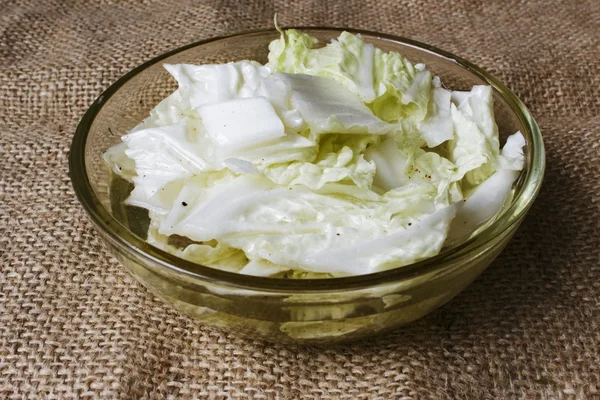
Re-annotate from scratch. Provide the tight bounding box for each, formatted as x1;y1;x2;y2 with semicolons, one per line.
182;202;188;206
408;223;412;226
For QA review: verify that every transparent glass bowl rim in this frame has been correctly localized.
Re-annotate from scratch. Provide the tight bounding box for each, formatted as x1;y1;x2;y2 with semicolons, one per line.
69;27;545;293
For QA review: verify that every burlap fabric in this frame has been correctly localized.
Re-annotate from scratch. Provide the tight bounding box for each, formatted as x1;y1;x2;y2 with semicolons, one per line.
1;0;599;398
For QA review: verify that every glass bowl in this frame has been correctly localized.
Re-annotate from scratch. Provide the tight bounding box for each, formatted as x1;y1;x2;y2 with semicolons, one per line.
69;28;545;344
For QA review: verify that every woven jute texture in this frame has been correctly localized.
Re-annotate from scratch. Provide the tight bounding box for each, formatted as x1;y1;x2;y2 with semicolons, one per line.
1;0;599;398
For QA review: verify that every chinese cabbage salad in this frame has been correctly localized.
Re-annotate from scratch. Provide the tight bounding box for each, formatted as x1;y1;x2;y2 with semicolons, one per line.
103;28;525;278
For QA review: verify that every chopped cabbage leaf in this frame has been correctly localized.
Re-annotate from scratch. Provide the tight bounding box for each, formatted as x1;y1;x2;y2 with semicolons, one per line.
157;175;450;276
122;119;215;213
446;131;526;242
102;142;136;180
164;61;270;108
364;137;461;205
197;96;286;155
418;87;454;147
275;73;393;135
262;135;376;190
134;61;270;131
269;30;377;102
448;85;501;187
301;204;456;275
498;130;526;170
101;28;527;278
268;29;432;123
147;224;248;272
